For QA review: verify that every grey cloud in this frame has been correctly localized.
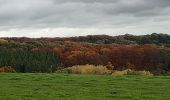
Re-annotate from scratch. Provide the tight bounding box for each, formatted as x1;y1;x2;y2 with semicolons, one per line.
0;0;169;37
52;0;119;4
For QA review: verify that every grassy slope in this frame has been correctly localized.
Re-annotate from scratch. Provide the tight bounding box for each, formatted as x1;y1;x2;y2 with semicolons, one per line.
0;73;170;100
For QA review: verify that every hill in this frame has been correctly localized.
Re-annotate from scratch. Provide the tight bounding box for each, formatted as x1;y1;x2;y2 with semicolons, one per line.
0;33;170;75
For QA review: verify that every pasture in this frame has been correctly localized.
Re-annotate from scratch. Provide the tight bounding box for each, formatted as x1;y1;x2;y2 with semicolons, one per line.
0;73;170;100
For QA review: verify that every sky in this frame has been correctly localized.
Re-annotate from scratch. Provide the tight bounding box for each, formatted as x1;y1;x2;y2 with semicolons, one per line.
0;0;170;37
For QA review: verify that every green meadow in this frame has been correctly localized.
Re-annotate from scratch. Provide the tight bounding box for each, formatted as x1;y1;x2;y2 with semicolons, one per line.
0;73;170;100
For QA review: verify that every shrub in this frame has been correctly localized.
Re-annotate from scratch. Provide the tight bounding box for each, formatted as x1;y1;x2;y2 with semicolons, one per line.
112;69;153;76
0;39;8;43
62;64;111;75
111;69;130;75
127;70;153;76
0;66;16;73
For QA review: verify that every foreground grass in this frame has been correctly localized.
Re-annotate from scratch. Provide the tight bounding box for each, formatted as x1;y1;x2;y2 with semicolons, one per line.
0;73;170;100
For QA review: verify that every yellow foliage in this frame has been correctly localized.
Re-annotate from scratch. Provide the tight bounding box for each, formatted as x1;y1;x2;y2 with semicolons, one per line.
112;69;130;75
0;39;8;43
112;69;153;76
127;70;153;76
63;64;111;75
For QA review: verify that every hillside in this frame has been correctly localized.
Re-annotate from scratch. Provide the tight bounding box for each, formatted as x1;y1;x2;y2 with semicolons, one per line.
0;33;170;75
4;33;170;46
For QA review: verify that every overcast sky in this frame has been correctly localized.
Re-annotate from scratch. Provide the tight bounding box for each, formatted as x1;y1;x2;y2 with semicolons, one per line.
0;0;170;37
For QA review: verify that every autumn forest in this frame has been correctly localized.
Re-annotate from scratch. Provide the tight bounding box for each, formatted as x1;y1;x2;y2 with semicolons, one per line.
0;33;170;75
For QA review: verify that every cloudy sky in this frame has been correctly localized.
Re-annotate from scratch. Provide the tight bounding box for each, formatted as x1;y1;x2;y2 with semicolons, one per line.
0;0;170;37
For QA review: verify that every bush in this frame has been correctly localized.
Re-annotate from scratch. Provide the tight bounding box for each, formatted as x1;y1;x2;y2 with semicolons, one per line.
127;70;153;76
111;69;130;75
0;39;8;43
112;69;153;76
0;66;16;73
62;64;111;75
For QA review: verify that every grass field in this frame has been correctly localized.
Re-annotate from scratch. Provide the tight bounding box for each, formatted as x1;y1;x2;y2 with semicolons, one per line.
0;73;170;100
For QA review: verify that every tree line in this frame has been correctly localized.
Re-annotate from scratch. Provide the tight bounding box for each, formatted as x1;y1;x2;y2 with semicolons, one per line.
0;33;170;74
0;48;63;72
